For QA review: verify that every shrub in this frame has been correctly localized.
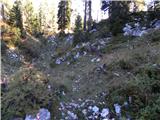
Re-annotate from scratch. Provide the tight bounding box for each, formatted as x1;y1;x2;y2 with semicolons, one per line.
110;19;124;36
5;27;21;46
117;59;134;70
105;65;160;119
139;97;160;120
1;68;58;119
145;30;160;42
73;31;93;46
98;25;110;38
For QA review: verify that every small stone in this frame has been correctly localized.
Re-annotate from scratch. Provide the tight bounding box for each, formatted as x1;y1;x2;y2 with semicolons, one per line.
82;109;87;115
114;104;121;114
55;58;61;64
113;73;120;77
101;108;109;118
91;58;97;62
25;115;36;120
67;111;77;119
92;106;99;113
129;96;132;104
96;58;101;62
38;108;51;120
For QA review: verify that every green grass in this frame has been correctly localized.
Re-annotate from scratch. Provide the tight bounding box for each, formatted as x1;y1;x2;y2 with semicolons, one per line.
1;68;58;119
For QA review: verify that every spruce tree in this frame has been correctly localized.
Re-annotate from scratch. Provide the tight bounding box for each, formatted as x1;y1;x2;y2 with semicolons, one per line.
9;0;23;34
38;5;43;32
57;0;71;33
88;1;92;31
83;0;87;31
101;1;130;35
73;15;83;46
38;4;46;33
74;15;82;32
24;1;36;34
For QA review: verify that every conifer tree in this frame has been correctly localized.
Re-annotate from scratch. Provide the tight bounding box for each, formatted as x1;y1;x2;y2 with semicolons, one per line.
38;4;47;32
74;15;82;32
9;0;23;34
101;1;130;35
88;1;92;31
83;0;87;31
24;1;36;34
73;14;83;46
57;0;71;32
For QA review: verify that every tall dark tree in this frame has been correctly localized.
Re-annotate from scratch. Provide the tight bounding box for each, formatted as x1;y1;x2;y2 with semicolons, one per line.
74;14;82;32
57;0;71;32
101;1;131;35
83;0;87;31
87;1;92;31
9;0;23;34
73;14;83;46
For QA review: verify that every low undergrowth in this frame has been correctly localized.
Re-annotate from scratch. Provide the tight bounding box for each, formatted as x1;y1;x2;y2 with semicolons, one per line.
1;68;58;119
106;64;160;119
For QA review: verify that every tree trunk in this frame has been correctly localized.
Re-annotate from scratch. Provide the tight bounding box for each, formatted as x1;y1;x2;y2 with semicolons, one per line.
83;1;87;31
88;1;92;31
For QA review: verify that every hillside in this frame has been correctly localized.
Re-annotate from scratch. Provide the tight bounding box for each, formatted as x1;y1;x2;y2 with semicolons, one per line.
1;28;160;119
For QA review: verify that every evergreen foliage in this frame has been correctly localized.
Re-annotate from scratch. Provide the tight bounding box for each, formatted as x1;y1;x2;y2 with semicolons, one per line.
101;1;131;35
8;0;23;34
24;1;40;35
74;15;82;33
57;0;71;32
73;15;83;46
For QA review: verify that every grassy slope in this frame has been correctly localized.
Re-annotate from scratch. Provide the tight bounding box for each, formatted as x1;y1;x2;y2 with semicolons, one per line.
1;29;160;119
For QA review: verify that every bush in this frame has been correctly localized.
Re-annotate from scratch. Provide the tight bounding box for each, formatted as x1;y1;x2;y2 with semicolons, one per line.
10;27;21;45
145;29;160;42
3;26;21;46
117;59;134;70
110;19;124;36
1;68;58;119
106;65;160;119
73;31;92;46
98;26;110;38
95;19;110;38
139;97;160;120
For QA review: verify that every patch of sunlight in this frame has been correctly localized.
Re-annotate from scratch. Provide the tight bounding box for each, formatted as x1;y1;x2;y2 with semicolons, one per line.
8;45;16;51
